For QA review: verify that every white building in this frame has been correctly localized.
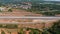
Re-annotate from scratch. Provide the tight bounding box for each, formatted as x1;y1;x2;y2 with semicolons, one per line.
20;5;31;9
0;7;11;11
0;7;6;11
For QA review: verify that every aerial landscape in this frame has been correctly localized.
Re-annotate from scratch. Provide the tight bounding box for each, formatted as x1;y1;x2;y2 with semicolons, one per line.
0;0;60;34
0;18;59;34
0;0;60;16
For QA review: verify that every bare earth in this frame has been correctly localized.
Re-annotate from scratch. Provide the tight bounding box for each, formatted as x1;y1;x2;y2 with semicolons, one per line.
0;9;42;16
0;28;18;34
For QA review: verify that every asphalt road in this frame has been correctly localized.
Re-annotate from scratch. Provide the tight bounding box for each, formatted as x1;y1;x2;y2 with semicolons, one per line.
0;16;60;19
0;16;59;24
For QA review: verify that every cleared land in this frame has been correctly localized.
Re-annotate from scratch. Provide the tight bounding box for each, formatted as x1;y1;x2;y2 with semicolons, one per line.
0;9;42;16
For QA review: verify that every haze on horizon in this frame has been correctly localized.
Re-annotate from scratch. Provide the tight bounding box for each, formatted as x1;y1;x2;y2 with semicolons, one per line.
45;0;60;1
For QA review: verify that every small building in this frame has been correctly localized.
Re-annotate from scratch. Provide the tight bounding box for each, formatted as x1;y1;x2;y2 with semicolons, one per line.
20;5;31;9
0;6;12;11
0;7;6;11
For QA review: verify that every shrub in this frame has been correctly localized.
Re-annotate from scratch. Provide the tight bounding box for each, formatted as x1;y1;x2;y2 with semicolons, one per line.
47;20;60;34
8;9;12;12
1;30;5;34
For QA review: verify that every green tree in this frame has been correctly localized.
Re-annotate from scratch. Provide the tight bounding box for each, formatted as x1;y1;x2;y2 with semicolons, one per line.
8;9;12;12
18;28;24;34
1;30;5;34
47;20;60;34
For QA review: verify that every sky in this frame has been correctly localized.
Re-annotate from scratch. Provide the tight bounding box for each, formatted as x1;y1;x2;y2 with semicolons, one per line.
45;0;60;1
